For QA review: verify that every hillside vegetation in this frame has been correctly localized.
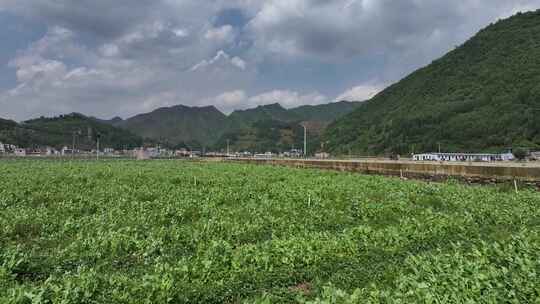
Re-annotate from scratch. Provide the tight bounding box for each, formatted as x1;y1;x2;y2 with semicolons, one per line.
109;102;361;150
115;105;231;149
0;113;142;150
325;11;540;155
228;103;302;129
213;102;361;153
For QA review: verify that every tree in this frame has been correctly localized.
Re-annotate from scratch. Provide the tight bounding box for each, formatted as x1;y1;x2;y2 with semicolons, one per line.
513;148;528;161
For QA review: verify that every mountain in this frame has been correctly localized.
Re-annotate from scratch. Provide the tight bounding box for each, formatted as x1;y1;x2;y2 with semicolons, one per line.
114;101;362;149
93;116;124;125
325;10;540;155
0;118;18;145
214;119;317;154
0;118;18;130
228;103;301;128
291;101;363;122
213;102;362;153
0;113;143;150
117;105;229;148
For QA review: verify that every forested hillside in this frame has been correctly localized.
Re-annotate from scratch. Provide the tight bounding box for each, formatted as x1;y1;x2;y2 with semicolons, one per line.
112;102;362;150
115;105;230;148
0;114;142;150
325;11;540;155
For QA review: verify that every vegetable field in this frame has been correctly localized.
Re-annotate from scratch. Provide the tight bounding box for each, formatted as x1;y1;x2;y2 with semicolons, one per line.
1;160;539;303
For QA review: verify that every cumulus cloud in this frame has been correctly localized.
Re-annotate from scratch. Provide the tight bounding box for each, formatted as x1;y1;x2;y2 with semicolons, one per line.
335;84;384;102
208;89;328;113
205;25;236;44
1;0;540;120
191;51;247;71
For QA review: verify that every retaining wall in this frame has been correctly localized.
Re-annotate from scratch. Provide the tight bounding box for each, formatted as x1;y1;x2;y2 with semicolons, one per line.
230;158;540;187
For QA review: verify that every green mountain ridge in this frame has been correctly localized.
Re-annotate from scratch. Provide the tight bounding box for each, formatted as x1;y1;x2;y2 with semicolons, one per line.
213;101;363;152
228;103;302;128
291;101;363;122
325;10;540;155
116;105;230;148
1;101;362;151
0;113;142;150
111;101;363;149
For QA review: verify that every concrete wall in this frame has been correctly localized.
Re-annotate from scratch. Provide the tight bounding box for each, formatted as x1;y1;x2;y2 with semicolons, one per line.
230;159;540;184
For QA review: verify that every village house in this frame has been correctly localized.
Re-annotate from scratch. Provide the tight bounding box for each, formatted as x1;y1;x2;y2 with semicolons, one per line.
14;148;26;157
315;152;330;159
61;146;73;155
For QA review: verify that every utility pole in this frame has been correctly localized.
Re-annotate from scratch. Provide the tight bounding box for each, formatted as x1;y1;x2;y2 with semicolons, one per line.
72;130;80;159
227;139;230;157
72;131;76;159
438;142;441;153
302;124;307;158
96;133;101;160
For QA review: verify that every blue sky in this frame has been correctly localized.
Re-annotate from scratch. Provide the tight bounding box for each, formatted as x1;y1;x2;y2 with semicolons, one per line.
1;0;540;121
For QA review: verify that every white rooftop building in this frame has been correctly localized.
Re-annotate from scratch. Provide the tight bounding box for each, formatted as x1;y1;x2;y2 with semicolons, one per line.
14;148;26;157
413;152;514;162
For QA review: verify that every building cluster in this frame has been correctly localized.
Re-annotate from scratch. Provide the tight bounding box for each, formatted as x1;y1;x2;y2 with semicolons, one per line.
0;141;127;157
2;139;539;163
238;149;308;159
412;152;517;162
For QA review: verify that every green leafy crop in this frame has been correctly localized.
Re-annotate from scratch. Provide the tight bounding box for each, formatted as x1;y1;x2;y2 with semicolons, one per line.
0;160;539;303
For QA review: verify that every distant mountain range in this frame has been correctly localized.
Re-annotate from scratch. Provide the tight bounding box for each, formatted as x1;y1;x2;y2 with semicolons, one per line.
0;113;142;150
0;101;362;151
215;101;362;153
102;101;362;151
325;10;540;155
112;105;230;149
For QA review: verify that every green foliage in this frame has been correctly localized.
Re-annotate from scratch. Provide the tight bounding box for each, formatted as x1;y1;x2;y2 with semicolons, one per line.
1;160;539;303
116;102;361;150
229;103;302;128
215;103;362;153
0;113;143;149
326;10;540;155
513;147;529;160
290;101;363;122
117;105;231;148
214;119;321;154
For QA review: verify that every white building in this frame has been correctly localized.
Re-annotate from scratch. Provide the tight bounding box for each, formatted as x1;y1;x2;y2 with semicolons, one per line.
14;148;26;156
254;152;273;159
315;152;330;159
0;142;4;153
62;146;73;155
413;152;514;162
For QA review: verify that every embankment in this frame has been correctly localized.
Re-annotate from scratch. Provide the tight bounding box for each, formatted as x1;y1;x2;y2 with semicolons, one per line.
229;158;540;189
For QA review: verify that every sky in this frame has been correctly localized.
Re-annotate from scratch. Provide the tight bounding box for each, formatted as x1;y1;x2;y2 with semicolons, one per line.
1;0;539;121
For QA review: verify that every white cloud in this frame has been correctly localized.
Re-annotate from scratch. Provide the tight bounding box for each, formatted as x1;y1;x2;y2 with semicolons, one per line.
230;57;247;70
191;50;247;71
249;90;327;108
209;89;327;114
335;84;385;102
213;90;247;108
204;25;235;44
99;44;119;57
13;60;67;83
2;0;540;121
173;28;189;38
